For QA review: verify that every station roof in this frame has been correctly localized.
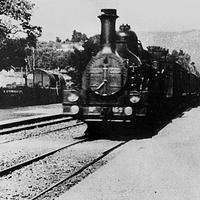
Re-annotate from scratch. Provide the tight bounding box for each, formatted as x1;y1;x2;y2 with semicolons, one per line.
34;68;71;83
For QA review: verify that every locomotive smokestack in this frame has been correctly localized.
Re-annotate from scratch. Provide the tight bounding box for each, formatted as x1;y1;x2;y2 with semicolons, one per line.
98;9;118;51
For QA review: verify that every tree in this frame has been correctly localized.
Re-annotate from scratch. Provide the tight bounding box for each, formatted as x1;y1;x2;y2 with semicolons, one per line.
68;34;101;88
0;0;42;46
64;38;70;42
0;37;27;70
56;36;61;43
71;30;88;43
35;40;71;70
0;0;42;71
35;32;101;89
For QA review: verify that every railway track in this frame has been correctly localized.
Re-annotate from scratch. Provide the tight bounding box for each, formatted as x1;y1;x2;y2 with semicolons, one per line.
0;120;85;145
0;131;129;200
0;115;73;135
0;139;87;177
30;141;128;200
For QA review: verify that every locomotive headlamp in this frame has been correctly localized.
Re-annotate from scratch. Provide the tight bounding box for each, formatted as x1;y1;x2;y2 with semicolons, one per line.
129;91;141;103
124;107;133;116
129;96;141;103
67;93;79;102
71;105;79;114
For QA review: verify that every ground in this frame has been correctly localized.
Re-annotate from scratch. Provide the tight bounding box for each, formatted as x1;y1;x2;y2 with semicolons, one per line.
58;106;200;200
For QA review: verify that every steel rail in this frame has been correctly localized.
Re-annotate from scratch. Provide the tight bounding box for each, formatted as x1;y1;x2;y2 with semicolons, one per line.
30;140;129;200
0;121;85;145
0;138;87;177
0;114;67;129
0;116;73;135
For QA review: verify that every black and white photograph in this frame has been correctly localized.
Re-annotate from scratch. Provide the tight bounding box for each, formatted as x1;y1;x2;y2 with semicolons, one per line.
0;0;200;199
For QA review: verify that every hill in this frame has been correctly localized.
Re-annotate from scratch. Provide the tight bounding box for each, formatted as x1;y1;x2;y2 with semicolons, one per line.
138;30;200;70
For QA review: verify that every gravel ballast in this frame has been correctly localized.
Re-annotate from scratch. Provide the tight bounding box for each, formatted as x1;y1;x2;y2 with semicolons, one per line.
0;122;87;171
58;106;200;200
0;128;120;200
0;120;81;144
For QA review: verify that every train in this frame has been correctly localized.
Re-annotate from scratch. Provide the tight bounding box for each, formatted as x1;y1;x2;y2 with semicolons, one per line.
63;9;200;133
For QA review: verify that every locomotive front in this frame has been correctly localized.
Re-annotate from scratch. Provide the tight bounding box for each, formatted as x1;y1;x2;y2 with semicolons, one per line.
63;9;146;123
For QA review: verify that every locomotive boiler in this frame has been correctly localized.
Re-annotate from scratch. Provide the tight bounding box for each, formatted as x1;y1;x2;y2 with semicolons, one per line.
63;9;200;132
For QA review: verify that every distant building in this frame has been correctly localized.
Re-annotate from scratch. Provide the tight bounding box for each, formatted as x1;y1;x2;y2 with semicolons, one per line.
0;69;25;88
33;68;66;88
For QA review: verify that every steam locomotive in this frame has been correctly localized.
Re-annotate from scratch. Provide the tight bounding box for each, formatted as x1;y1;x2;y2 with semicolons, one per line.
63;9;200;132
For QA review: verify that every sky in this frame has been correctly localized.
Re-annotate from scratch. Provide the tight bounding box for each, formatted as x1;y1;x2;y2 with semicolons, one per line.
31;0;200;41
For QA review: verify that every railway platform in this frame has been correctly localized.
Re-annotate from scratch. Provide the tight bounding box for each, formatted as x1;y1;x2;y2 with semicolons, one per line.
0;104;63;128
58;106;200;200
